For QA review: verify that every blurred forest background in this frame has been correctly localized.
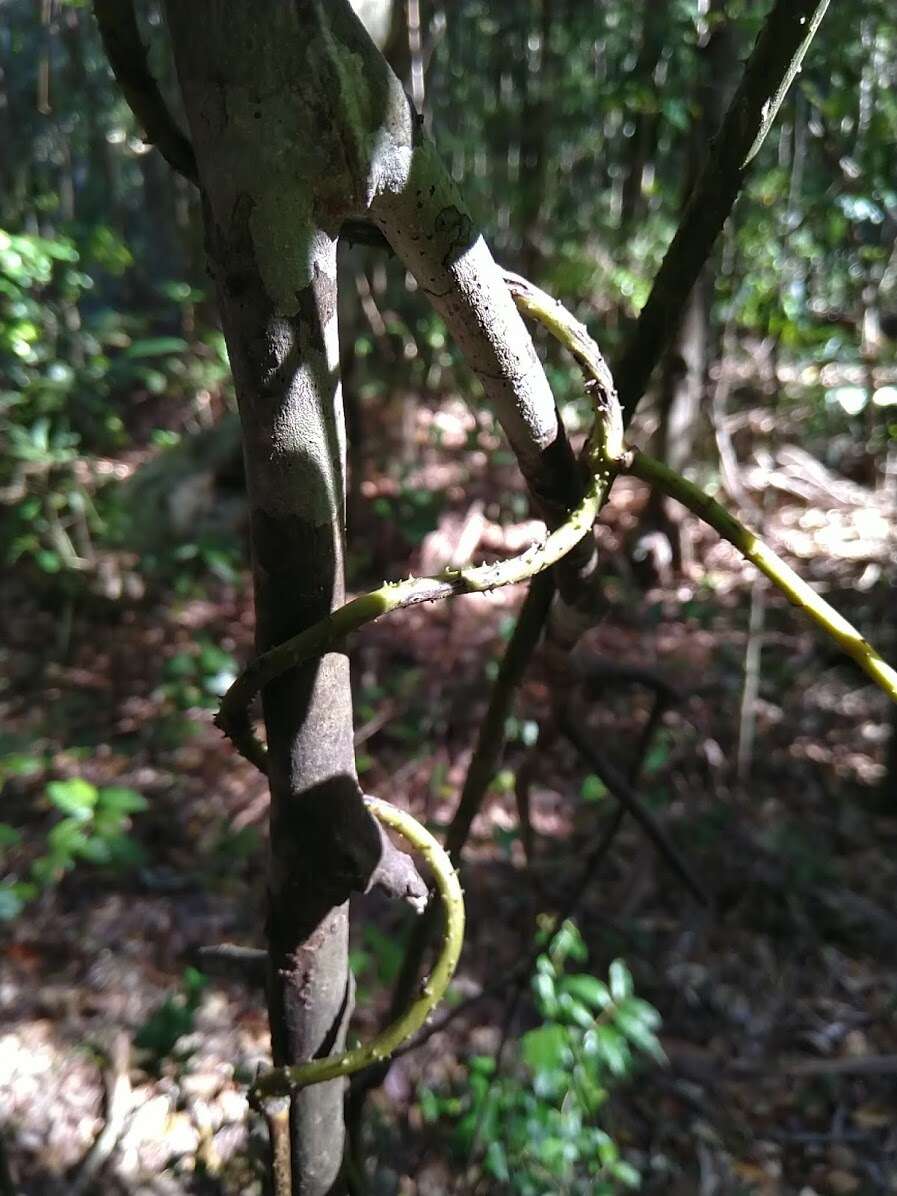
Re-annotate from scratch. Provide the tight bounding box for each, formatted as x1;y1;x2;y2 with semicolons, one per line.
1;1;896;1193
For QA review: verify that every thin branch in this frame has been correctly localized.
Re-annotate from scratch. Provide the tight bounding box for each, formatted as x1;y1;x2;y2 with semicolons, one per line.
259;1099;292;1196
445;573;556;862
197;943;267;988
215;484;601;769
395;574;554;997
627;691;669;785
736;575;766;785
511;265;897;704
561;712;708;905
70;1033;132;1195
487;807;626;1084
470;680;673;1156
614;0;831;421
731;1054;897;1079
577;655;682;704
93;0;197;183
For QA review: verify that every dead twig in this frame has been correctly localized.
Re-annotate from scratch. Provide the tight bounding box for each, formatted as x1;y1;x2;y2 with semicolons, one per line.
197;943;267;987
560;712;708;906
471;683;673;1160
70;1032;132;1195
731;1053;897;1078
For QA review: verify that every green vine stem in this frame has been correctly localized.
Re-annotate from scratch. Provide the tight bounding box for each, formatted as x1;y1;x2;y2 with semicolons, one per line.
624;450;897;701
226;268;895;1106
251;795;465;1101
216;445;616;769
504;270;897;705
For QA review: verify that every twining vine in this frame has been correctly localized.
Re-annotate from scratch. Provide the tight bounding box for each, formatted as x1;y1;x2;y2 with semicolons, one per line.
250;796;465;1101
220;271;897;1104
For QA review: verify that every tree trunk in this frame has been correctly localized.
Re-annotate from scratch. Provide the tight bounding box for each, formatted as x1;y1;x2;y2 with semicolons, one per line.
641;3;739;571
202;197;356;1192
162;4;582;1191
517;0;556;279
885;702;897;801
163;10;391;1194
621;0;666;230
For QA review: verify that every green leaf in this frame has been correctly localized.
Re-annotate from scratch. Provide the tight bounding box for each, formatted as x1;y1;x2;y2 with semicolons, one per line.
551;920;588;963
537;1135;574;1174
35;550;62;574
0;753;42;780
182;966;208;1003
522;1024;570;1075
363;924;405;985
593;1024;630;1077
46;778;98;819
124;337;188;359
165;652;196;678
96;787;148;816
533;969;558;1016
615;1007;666;1063
612;1158;642;1188
47;817;91;856
468;1054;496;1076
572;1063;607;1115
31;852;71;886
74;836;112;864
558;991;596;1030
608;958;633;1003
484;1139;510;1182
0;823;23;851
417;1086;440;1124
581;773;608;802
644;739;670;773
197;643;237;673
0;882;26;921
561;974;612;1011
618;996;662;1031
595;1130;618;1166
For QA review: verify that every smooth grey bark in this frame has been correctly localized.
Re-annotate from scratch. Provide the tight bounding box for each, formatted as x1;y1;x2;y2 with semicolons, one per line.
368;145;582;527
161;3;584;1192
161;6;421;1194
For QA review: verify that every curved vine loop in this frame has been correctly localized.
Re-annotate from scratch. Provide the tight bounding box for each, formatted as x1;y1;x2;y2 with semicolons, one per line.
501;272;897;703
250;796;464;1102
230;268;897;1103
214;367;621;772
224;274;625;1104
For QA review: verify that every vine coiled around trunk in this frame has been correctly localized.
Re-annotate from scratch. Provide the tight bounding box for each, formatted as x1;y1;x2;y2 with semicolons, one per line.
250;795;464;1101
226;271;897;1105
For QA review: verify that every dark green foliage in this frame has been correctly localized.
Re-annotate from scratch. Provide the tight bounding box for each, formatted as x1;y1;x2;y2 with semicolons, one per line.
419;921;662;1194
2;1;895;1187
0;224;231;579
135;967;209;1072
3;0;895;599
0;774;148;920
160;639;238;711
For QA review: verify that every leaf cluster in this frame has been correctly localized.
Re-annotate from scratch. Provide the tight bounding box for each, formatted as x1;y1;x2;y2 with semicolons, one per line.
419;922;663;1194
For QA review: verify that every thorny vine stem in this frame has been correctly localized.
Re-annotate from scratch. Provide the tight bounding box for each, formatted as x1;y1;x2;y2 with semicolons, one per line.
228;270;896;1104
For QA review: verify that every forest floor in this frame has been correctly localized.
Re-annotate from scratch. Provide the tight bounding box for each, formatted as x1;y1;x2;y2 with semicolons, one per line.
1;389;896;1195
